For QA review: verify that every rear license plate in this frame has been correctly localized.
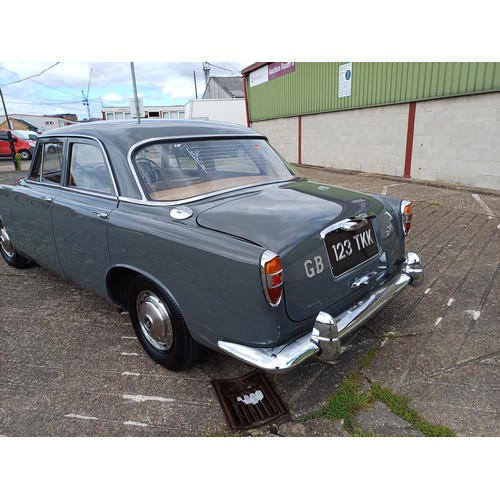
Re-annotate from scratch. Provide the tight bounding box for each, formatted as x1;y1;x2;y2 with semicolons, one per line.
323;219;378;277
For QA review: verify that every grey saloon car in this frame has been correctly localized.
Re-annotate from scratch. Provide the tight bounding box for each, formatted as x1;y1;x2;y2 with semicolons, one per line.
0;120;423;372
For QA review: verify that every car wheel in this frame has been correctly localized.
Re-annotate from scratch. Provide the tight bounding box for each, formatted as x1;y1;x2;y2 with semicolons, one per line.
127;277;201;371
19;149;31;161
0;222;30;268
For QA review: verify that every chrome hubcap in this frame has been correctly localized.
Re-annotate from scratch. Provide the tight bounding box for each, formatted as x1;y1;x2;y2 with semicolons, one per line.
136;291;173;352
0;224;15;258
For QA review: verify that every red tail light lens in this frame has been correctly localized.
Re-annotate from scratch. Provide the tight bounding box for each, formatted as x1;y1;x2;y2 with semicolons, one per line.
401;201;413;235
260;250;283;307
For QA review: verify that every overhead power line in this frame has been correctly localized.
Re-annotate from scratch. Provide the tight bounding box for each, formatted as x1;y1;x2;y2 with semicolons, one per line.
206;62;240;75
0;62;60;87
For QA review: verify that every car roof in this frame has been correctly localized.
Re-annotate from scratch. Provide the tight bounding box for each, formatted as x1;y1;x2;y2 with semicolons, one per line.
40;119;263;145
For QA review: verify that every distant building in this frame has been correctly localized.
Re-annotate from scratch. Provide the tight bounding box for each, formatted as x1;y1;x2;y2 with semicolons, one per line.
0;113;76;133
184;76;247;126
202;76;244;99
53;113;78;122
102;104;185;120
184;99;247;126
104;77;246;125
0;116;39;132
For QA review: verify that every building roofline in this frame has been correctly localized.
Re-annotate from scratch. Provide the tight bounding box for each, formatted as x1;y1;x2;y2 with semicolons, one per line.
241;63;269;75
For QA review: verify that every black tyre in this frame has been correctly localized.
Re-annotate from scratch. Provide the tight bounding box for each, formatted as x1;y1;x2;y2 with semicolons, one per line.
19;149;32;161
0;222;30;269
127;276;201;371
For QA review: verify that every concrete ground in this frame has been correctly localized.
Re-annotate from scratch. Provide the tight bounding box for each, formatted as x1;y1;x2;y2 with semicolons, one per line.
0;160;499;439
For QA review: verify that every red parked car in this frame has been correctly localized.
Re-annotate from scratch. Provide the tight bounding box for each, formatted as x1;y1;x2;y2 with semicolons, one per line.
0;130;36;160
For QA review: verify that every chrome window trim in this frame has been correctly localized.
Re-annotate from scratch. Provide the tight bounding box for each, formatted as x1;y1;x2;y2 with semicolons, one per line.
24;178;61;189
129;133;264;152
117;178;293;207
60;185;119;202
66;137;119;197
126;133;271;204
29;134;120;197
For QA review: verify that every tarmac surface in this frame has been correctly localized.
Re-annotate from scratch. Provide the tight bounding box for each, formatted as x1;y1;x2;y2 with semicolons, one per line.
0;159;499;438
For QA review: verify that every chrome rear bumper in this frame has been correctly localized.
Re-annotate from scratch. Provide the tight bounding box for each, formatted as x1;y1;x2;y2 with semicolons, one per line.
218;252;423;372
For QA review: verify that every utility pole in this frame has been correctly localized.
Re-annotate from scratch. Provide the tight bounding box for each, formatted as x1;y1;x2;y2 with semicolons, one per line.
0;87;17;171
203;62;210;88
81;68;92;121
193;71;198;99
130;63;141;124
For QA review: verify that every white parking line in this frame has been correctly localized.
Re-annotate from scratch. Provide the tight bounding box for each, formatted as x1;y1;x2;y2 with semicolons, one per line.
123;394;176;403
65;413;98;420
123;421;148;427
65;413;150;429
465;310;481;320
381;184;401;195
472;194;495;218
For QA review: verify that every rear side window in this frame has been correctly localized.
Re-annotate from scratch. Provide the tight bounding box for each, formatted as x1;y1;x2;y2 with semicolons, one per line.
30;141;65;184
132;138;297;202
67;141;115;195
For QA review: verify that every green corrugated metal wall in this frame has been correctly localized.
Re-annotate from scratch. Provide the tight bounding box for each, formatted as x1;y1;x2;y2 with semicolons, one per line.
246;62;500;122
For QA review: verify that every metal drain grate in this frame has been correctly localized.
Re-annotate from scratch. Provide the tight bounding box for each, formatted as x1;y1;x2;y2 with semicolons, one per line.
212;371;289;431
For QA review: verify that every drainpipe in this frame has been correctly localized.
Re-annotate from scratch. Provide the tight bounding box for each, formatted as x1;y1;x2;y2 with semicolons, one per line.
404;102;417;178
242;76;250;128
298;115;302;164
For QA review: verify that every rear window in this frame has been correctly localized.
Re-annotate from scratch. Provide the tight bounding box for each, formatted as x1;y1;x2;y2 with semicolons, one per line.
131;138;297;201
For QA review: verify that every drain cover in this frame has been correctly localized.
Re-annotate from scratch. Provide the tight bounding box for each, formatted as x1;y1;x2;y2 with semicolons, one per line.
212;371;290;431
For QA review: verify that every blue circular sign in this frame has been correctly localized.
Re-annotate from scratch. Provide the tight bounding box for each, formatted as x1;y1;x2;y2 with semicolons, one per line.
345;69;351;81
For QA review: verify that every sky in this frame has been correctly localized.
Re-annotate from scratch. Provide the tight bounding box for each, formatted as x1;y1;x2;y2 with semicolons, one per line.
2;0;495;124
1;1;494;124
0;62;252;121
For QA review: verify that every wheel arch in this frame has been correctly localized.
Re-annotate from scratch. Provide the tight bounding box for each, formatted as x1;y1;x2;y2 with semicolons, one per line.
106;265;175;313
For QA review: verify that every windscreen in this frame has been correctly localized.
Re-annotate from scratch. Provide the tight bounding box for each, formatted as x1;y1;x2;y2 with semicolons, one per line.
131;138;297;201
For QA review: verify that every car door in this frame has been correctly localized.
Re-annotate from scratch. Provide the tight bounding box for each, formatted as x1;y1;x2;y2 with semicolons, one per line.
0;130;15;156
51;139;119;296
10;139;65;274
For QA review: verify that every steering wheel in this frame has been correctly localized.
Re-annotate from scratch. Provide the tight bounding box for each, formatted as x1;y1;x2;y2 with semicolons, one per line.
136;158;161;184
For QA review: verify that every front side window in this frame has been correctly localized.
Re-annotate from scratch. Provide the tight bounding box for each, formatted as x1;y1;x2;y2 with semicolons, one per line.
131;138;297;202
30;141;65;184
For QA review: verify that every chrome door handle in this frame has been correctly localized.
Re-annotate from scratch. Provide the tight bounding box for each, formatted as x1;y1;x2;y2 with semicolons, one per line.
40;196;53;202
92;210;108;220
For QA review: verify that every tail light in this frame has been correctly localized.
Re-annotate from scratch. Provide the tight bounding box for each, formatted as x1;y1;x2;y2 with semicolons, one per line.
401;200;413;235
260;250;283;307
